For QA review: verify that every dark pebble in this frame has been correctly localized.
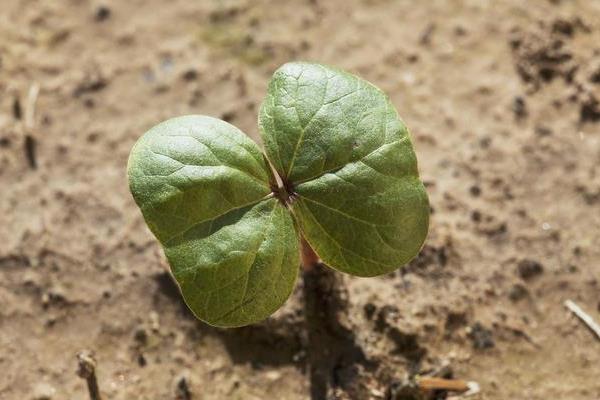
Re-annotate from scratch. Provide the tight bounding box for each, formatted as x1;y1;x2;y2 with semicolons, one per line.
508;283;529;301
363;303;376;320
468;322;495;349
181;69;199;81
512;96;527;119
517;259;544;280
133;327;148;346
95;5;111;22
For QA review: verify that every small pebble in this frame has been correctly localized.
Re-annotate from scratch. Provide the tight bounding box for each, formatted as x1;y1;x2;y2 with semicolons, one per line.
508;283;529;301
512;96;527;119
467;323;495;349
517;259;544;280
95;5;111;22
133;327;148;345
181;69;199;81
174;373;192;400
469;185;481;197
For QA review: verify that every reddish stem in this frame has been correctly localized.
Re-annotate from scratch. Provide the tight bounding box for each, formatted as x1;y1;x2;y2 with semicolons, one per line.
300;237;320;271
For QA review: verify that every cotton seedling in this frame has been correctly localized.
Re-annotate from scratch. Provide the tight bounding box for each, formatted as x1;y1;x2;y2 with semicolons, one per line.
128;62;429;327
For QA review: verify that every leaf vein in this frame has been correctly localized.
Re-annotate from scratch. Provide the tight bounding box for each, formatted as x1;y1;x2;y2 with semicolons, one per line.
299;200;391;273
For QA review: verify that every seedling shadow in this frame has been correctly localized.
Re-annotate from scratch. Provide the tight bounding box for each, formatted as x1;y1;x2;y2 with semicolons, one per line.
152;271;305;368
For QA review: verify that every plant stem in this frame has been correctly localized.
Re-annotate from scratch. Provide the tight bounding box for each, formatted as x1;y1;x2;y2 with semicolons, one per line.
77;350;102;400
300;237;319;271
301;239;369;399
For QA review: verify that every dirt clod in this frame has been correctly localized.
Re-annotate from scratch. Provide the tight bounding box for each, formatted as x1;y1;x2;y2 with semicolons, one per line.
175;374;192;400
510;17;600;124
445;311;468;332
374;305;426;364
469;185;481;197
181;69;199;81
403;243;450;277
73;75;108;98
510;26;574;88
364;302;377;320
467;323;495;350
516;259;544;280
94;6;111;22
580;93;600;123
133;327;148;346
512;96;527;119
508;283;529;302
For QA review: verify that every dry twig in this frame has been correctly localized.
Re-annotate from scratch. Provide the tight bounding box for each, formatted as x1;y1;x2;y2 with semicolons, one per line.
564;299;600;340
77;350;103;400
23;83;40;169
418;376;480;396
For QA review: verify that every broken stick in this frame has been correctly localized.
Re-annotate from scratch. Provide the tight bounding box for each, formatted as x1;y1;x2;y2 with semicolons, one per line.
564;299;600;340
76;350;103;400
417;376;480;396
24;83;40;169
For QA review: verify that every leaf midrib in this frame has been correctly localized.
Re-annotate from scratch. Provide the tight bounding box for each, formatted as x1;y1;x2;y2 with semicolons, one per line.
290;135;410;188
164;194;274;245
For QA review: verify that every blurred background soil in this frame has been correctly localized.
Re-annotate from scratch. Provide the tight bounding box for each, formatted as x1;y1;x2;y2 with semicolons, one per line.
1;0;600;399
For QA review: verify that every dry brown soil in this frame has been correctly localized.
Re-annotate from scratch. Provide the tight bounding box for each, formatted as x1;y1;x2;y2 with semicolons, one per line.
1;0;600;399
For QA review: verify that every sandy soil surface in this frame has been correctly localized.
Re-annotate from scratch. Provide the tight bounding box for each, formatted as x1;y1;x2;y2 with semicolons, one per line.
1;0;600;399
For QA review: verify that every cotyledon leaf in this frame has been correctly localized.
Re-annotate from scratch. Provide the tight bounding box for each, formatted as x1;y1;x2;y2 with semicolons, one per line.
127;115;299;327
260;62;396;183
260;62;429;277
128;63;430;327
166;198;298;327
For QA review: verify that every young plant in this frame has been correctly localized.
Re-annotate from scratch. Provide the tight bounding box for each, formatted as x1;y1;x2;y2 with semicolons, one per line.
128;62;429;328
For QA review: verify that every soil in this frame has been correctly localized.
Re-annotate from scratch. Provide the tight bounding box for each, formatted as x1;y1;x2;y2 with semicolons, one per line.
1;0;600;399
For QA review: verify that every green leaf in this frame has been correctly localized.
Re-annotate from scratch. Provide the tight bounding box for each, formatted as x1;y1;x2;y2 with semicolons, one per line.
128;63;430;327
260;62;396;183
260;63;429;276
167;198;298;327
128;115;299;327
